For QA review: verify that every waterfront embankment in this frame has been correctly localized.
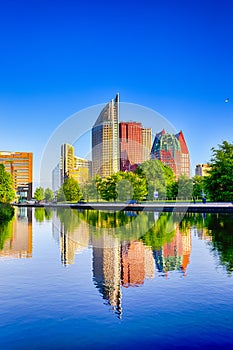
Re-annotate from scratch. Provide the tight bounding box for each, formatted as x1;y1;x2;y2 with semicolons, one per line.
12;202;233;213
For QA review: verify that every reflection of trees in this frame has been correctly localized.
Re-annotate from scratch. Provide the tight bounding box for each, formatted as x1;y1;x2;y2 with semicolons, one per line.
34;208;45;222
174;212;233;275
56;208;82;233
79;210;158;243
204;214;233;274
53;208;233;276
34;208;54;223
173;212;207;234
75;210;176;246
44;208;54;221
140;213;175;250
0;204;14;250
0;220;13;250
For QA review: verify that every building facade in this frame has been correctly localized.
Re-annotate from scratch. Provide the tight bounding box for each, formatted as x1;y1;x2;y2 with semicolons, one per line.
92;94;120;177
150;129;190;178
60;144;91;186
52;163;61;192
142;127;152;162
71;156;92;184
195;163;210;177
60;143;75;184
0;151;33;199
119;121;142;171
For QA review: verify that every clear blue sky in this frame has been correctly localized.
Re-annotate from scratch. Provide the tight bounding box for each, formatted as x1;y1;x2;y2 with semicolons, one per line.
0;0;232;186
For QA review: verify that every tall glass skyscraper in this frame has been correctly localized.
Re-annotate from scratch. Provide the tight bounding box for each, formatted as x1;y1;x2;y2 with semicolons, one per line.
92;94;120;177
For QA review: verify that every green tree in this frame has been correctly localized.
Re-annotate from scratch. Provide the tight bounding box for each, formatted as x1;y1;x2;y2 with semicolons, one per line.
204;141;233;201
126;171;147;202
83;178;99;201
136;160;175;200
192;175;205;200
0;202;15;221
96;172;148;202
34;187;45;202
0;164;15;203
44;188;54;202
177;175;193;200
96;174;118;201
116;178;134;201
62;177;82;202
56;187;66;202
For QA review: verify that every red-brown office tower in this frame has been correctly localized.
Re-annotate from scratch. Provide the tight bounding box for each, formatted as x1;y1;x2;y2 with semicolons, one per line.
119;122;142;171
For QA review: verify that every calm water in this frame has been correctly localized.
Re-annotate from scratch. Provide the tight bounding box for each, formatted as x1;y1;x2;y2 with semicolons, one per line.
0;207;233;349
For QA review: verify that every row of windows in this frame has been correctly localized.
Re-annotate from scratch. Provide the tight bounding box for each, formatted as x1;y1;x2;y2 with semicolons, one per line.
5;163;29;167
0;157;31;162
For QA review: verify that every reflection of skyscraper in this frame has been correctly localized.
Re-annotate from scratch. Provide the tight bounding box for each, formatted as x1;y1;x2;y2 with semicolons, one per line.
52;210;90;265
153;225;191;275
92;233;122;317
0;207;32;258
180;229;192;275
193;226;212;241
121;241;145;287
121;241;155;286
92;94;120;177
60;221;90;265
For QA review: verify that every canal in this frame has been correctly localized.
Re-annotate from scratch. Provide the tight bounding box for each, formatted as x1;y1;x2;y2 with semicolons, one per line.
0;207;233;349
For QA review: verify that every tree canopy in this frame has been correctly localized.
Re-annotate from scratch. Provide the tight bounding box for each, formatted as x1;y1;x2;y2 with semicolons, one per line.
135;160;176;200
96;171;148;202
204;141;233;201
44;188;54;202
0;164;15;203
34;187;45;202
177;174;193;200
62;177;82;202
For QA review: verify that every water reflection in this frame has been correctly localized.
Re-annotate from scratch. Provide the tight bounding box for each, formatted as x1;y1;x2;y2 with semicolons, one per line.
1;207;233;318
0;207;32;258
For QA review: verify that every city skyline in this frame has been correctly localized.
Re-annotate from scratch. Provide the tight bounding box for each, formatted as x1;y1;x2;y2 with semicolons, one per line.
51;94;190;191
0;1;232;186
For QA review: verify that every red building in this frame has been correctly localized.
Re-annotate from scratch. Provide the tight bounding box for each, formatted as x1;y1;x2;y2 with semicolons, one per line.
150;129;190;178
119;122;142;171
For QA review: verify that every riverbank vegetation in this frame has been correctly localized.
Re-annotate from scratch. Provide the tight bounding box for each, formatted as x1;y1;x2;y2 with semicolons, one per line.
0;164;15;223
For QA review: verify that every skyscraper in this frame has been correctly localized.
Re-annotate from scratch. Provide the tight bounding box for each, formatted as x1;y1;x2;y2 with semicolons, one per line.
0;151;33;199
150;129;190;178
119;121;142;171
60;144;91;185
52;163;61;192
175;131;190;178
142;127;152;162
61;143;75;184
92;94;120;177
